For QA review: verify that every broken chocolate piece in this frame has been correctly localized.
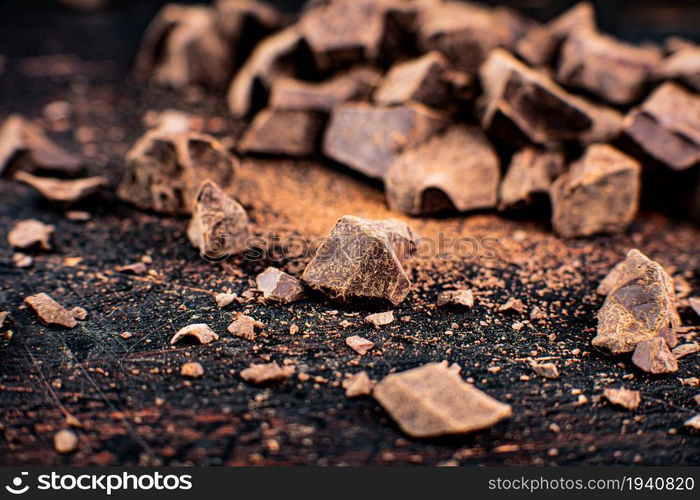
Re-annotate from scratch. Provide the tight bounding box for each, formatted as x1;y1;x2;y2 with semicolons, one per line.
170;324;218;345
632;337;678;374
385;125;500;215
593;249;679;355
499;297;526;314
13;252;33;268
604;387;641;410
499;146;564;210
673;343;699;359
118;121;237;215
255;267;306;303
70;307;88;321
301;215;417;306
24;293;76;328
530;361;559;379
227;313;264;341
240;362;294;384
437;289;474;308
557;27;661;105
323;102;447;180
343;371;374;398
365;311;394;327
346;335;374;356
187;180;249;260
215;292;238;308
374;51;451;108
115;262;147;275
8;219;54;251
623;82;700;171
14;171;107;204
373;362;512;438
238;108;325;157
655;43;700;93
550;144;641;237
53;429;78;454
181;361;204;378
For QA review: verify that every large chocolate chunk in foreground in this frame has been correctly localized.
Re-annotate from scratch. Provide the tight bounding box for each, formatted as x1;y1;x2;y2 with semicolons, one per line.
302;215;416;306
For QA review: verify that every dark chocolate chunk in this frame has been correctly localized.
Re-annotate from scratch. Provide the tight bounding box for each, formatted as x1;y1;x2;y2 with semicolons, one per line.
24;293;76;329
499;146;564;210
632;337;678;374
373;51;451;108
238;108;326;157
255;267;306;303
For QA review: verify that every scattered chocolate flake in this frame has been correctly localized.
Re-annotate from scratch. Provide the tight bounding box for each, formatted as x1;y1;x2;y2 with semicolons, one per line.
632;337;679;374
365;311;394;327
301;215;417;306
346;335;374;356
53;429;78;454
499;146;564;210
373;362;512;438
14;171;107;204
530;361;559;379
170;324;218;345
238;108;326;157
593;249;679;355
498;297;526;314
227;313;264;341
24;293;76;329
115;262;147;274
673;343;699;360
181;361;204;378
240;362;294;384
690;297;700;318
8;219;54;251
70;306;88;321
13;252;33;268
385;125;500;215
255;267;306;303
604;387;642;410
437;289;474;308
374;51;451;108
343;371;374;398
550;144;640;237
187;180;249;260
215;292;238;309
684;414;700;431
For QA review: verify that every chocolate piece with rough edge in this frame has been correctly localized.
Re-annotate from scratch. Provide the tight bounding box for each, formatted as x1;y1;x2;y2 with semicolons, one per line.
437;289;474;308
227;313;264;341
238;108;326;157
373;51;451;108
8;219;54;251
24;293;76;329
187;180;249;261
170;324;219;345
604;388;641;410
373;362;512;438
499;146;564;211
14;171;107;204
240;362;294;384
365;311;394;327
255;267;306;303
550;144;641;238
343;371;374;398
385;125;499;215
301;215;417;306
632;337;678;374
346;335;374;356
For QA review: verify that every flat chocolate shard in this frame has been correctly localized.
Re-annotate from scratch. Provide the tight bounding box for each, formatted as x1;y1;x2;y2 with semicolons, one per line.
170;324;219;345
346;335;374;356
0;114;82;177
118;122;237;215
516;2;597;67
632;337;678;374
240;362;294;384
373;51;451;108
255;267;306;303
530;361;559;379
323;102;447;180
479;49;622;145
269;67;380;113
14;171;107;204
365;311;394;327
8;219;54;251
604;387;641;410
437;289;474;308
301;215;417;306
593;249;680;355
550;144;641;237
238;108;325;157
373;362;512;438
227;313;264;341
673;343;699;360
623;82;700;171
343;371;374;398
499;146;564;210
655;43;700;93
385;125;499;215
24;293;76;328
187;180;249;260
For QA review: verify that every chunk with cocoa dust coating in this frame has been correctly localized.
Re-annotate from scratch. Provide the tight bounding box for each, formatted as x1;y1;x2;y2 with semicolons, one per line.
301;216;417;306
24;293;76;329
632;337;678;374
373;362;512;438
256;267;306;303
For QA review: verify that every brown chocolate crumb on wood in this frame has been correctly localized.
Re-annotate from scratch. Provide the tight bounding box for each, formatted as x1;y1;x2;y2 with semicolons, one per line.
385;125;500;215
436;289;474;308
343;371;374;398
24;293;76;329
238;108;326;157
593;249;679;355
227;313;264;341
604;388;641;410
373;51;451;108
53;429;78;454
345;335;374;356
8;219;54;251
550;144;641;238
180;361;204;378
365;311;394;327
187;180;249;260
499;146;564;211
632;337;678;374
14;171;107;204
301;215;417;306
373;362;512;438
240;362;294;384
170;324;219;345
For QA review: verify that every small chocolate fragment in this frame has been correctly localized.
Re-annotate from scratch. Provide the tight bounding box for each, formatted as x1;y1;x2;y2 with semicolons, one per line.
240;362;294;384
373;362;512;438
70;307;88;321
115;262;147;275
53;429;78;454
215;292;238;308
673;343;699;360
550;144;641;237
323;102;447;180
499;147;565;210
227;313;264;341
557;27;661;105
385;125;499;215
301;215;417;306
499;297;526;314
343;371;374;398
255;267;306;303
530;361;559;379
170;324;218;345
14;171;107;204
632;337;678;374
181;361;204;378
594;249;679;355
604;387;641;410
365;311;394;327
623;82;700;171
8;219;54;251
13;252;33;268
187;180;249;260
655;43;700;93
437;289;474;308
238;108;325;157
24;293;76;328
374;51;451;108
346;335;374;356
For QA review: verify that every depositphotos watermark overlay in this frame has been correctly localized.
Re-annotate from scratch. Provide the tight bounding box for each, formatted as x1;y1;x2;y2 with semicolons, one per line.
198;232;502;264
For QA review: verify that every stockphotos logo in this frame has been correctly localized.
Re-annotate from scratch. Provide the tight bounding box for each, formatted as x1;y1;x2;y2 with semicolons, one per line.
4;471;193;496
